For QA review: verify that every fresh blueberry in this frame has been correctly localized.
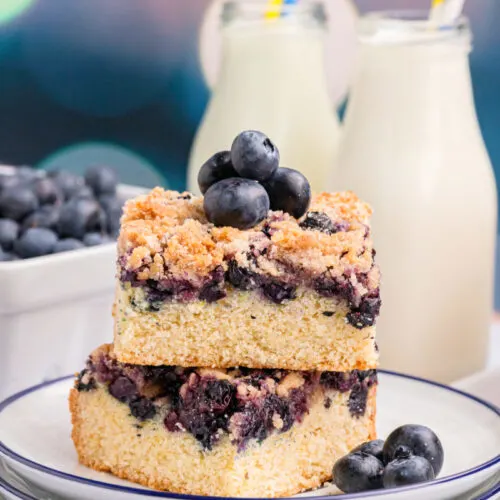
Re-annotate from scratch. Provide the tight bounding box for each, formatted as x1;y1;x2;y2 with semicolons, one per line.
83;232;108;247
383;424;444;475
99;194;123;236
32;177;62;205
352;439;385;463
22;206;60;231
59;198;106;239
49;171;84;200
0;219;20;251
262;167;311;218
85;165;118;196
0;247;19;262
198;151;239;194
14;227;58;258
230;130;279;181
333;451;384;493
54;238;85;253
72;185;95;200
0;185;39;221
383;450;435;488
0;175;21;193
16;166;41;183
204;178;270;230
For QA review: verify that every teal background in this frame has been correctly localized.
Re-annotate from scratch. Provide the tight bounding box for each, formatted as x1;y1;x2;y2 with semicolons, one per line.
0;0;498;192
0;0;499;306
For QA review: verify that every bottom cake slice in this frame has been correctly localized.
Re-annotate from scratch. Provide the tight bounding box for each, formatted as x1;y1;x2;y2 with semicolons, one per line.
69;344;377;498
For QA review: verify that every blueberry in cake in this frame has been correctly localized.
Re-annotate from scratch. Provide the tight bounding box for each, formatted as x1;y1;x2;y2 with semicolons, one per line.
70;344;377;497
70;130;381;497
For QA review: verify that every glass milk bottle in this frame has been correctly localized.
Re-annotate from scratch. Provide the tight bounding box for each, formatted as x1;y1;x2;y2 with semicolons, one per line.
188;1;340;194
335;12;497;383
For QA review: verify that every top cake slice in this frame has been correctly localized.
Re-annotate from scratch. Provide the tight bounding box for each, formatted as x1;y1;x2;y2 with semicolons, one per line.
114;187;380;371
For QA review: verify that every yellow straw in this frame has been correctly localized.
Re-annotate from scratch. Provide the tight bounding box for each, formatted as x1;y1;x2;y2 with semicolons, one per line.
265;0;284;20
429;0;446;26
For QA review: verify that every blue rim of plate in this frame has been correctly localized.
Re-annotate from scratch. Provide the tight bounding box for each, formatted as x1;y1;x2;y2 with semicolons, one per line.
0;370;498;499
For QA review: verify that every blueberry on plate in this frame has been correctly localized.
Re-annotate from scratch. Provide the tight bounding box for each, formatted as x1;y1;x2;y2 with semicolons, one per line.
33;177;62;205
383;424;444;475
352;439;385;463
204;178;270;230
54;238;85;253
383;447;435;488
22;206;60;231
333;451;384;493
85;165;118;196
0;185;39;221
14;227;58;258
99;194;123;236
262;167;311;219
198;151;239;194
59;198;106;239
0;219;20;251
231;130;279;182
83;232;109;247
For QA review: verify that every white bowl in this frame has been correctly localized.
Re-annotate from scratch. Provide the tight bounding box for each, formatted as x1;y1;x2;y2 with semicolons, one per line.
0;183;146;400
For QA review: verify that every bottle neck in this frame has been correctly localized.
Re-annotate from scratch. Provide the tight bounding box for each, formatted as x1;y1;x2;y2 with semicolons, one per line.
218;23;328;92
345;42;478;130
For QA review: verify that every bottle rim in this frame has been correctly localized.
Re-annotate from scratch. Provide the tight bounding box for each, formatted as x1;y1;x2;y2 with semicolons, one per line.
358;10;470;46
221;0;327;27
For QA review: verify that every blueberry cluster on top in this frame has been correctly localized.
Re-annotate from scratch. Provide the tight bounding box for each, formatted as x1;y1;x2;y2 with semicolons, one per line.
0;165;124;261
199;130;311;230
333;424;444;493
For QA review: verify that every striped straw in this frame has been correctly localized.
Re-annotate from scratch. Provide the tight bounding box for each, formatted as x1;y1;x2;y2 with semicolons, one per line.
265;0;297;20
429;0;467;26
429;0;446;26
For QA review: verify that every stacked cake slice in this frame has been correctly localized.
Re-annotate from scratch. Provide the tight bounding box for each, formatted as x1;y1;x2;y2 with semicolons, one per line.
70;185;380;497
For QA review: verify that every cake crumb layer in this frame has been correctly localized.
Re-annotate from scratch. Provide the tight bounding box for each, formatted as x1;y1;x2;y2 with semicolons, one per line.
114;286;378;370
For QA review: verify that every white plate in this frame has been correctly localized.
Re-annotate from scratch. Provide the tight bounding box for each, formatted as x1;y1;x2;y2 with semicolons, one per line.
0;372;499;500
0;459;64;499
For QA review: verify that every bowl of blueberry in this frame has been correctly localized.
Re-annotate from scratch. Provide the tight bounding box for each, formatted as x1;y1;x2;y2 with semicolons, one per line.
0;164;145;400
0;164;127;261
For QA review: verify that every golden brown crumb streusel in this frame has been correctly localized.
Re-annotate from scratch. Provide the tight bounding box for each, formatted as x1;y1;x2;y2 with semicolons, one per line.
118;188;377;284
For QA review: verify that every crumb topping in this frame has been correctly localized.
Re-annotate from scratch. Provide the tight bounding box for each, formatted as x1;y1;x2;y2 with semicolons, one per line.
118;188;377;284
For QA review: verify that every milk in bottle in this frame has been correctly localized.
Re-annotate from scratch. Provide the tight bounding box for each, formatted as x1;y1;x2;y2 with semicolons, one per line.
335;12;497;382
188;1;340;193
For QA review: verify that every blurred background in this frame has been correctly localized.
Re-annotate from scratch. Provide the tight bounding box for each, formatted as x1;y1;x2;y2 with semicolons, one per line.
0;0;498;189
0;0;499;304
